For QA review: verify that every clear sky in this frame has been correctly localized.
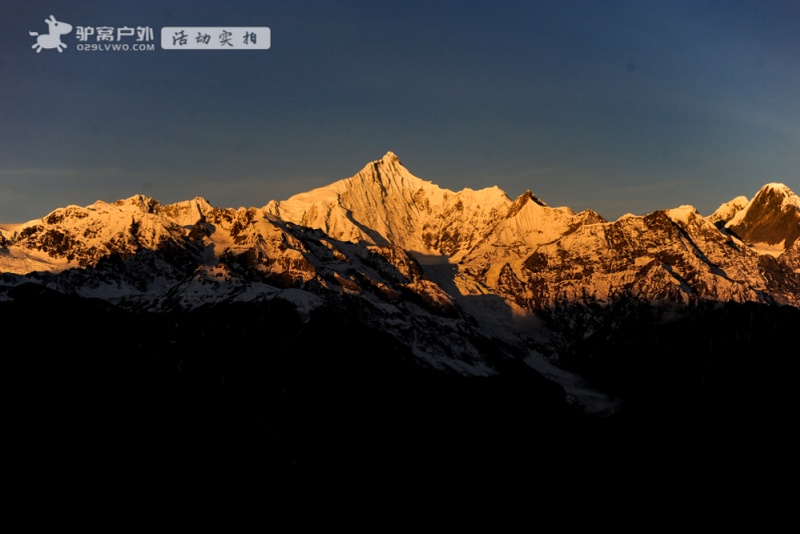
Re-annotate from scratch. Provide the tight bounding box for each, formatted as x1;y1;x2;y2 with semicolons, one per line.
1;0;798;223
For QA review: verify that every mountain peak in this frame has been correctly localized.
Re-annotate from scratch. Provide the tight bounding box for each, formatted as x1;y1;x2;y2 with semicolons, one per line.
381;151;400;164
525;189;548;207
752;183;800;210
506;190;548;217
726;182;800;249
760;182;793;195
708;196;749;226
113;194;159;214
666;204;701;225
751;182;800;212
371;151;408;179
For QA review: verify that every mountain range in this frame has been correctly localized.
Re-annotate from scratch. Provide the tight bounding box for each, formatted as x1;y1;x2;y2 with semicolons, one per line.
3;152;799;477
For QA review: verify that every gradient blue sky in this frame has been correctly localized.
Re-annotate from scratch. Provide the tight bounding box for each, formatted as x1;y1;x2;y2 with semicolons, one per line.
1;0;798;222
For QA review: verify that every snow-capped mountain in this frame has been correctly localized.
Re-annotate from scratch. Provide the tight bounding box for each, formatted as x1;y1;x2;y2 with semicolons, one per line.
721;183;800;268
265;153;799;311
2;152;799;419
708;195;749;227
263;151;515;260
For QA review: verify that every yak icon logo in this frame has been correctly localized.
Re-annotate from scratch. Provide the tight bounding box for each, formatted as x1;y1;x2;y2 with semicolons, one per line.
30;15;73;53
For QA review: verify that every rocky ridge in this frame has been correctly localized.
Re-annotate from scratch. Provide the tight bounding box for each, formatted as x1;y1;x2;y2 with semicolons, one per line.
1;152;798;414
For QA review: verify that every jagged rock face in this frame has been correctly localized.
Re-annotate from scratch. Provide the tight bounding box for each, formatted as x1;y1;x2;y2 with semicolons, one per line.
263;153;611;292
459;197;606;290
726;183;800;249
782;240;800;272
0;194;452;311
467;203;799;310
708;195;748;227
1;152;798;318
0;196;213;273
264;151;515;260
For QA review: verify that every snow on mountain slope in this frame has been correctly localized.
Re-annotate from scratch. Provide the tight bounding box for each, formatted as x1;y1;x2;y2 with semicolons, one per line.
726;183;800;248
263;151;608;297
459;192;606;289
708;196;749;226
721;183;800;271
482;205;799;310
2;152;797;313
264;151;513;259
0;195;214;274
